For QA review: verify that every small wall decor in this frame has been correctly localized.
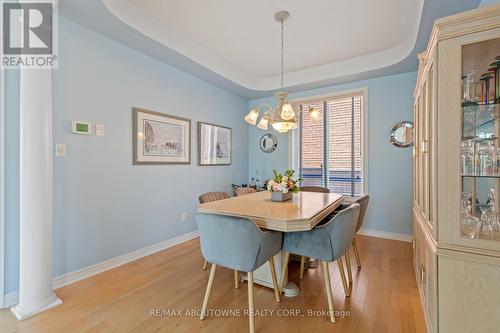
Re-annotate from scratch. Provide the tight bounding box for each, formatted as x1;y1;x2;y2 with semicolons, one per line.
389;121;414;148
132;107;191;165
198;122;232;166
260;134;278;153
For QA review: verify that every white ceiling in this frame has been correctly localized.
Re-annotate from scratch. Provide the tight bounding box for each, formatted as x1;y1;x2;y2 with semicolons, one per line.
103;0;424;91
59;0;481;97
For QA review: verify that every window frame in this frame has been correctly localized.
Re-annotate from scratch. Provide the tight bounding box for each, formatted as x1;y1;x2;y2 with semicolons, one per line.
288;87;369;196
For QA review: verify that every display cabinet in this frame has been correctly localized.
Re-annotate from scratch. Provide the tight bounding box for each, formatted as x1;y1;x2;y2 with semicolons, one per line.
413;4;500;332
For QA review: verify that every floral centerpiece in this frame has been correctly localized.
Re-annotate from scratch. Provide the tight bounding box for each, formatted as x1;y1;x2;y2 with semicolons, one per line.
267;169;302;202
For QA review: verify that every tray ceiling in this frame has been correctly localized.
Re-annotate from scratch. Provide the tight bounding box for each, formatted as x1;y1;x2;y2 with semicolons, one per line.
59;0;482;98
104;0;423;91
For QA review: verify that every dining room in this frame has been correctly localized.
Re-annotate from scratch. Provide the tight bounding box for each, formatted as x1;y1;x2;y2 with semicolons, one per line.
2;1;500;333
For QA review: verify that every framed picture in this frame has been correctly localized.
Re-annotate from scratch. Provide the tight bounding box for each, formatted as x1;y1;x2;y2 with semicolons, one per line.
198;122;231;166
133;107;191;165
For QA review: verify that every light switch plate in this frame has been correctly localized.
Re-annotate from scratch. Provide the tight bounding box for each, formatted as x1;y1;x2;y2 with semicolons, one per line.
55;144;66;157
95;124;105;136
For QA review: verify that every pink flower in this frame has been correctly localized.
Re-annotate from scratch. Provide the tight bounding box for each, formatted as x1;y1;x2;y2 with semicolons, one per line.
272;183;279;191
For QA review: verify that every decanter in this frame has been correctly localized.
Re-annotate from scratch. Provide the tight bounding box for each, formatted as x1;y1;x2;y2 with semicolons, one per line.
461;193;479;239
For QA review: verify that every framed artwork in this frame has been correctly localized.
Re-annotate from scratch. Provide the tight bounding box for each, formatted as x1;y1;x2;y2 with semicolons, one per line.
198;122;232;166
133;107;191;165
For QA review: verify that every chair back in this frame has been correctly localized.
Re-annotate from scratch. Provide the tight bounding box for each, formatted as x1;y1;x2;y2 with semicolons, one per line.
196;213;273;272
353;194;369;232
234;187;257;196
199;192;229;204
317;203;360;260
300;186;330;193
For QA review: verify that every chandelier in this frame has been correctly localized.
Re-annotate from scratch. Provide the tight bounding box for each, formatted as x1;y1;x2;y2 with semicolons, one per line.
244;11;321;133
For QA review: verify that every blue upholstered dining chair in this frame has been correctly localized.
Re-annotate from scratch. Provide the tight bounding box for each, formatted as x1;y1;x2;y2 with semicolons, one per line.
279;203;360;324
298;186;330;280
332;194;370;287
196;213;282;333
199;192;230;272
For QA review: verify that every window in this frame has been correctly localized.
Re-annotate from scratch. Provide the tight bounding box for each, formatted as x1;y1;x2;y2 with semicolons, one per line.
291;90;366;197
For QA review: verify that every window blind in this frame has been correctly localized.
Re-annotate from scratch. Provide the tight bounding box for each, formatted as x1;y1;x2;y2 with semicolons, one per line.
291;93;364;196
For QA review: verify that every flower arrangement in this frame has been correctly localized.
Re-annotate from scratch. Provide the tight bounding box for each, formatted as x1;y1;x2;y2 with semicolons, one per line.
267;169;302;193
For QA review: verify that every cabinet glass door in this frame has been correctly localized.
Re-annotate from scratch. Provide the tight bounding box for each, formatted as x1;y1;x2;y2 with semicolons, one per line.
461;37;500;242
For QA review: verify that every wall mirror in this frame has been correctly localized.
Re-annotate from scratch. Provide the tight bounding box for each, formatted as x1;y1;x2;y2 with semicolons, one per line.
389;121;414;148
260;134;278;153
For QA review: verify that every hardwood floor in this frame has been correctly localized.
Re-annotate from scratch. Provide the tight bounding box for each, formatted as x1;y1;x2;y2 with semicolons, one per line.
0;235;426;333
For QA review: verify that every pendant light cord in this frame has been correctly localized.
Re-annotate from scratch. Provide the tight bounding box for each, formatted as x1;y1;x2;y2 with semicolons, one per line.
281;19;284;90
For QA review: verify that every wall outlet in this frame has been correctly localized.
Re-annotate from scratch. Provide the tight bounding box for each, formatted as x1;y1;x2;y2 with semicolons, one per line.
55;144;66;157
181;212;187;223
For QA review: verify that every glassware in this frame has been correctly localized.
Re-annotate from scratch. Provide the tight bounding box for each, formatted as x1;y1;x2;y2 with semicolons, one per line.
461;141;475;175
462;70;479;106
461;192;479;239
496;145;500;176
490;58;500;103
492;214;500;241
476;189;495;240
477;140;496;176
477;211;494;240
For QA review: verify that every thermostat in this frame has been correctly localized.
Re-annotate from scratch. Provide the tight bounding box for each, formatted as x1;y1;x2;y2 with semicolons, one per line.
72;121;92;135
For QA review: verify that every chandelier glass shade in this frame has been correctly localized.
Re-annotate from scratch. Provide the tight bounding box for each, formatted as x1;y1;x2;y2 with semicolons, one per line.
244;10;321;133
244;108;259;125
308;106;322;122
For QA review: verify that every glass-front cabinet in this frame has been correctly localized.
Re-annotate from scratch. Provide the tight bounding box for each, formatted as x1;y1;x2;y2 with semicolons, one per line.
429;26;500;252
414;6;500;332
460;37;500;246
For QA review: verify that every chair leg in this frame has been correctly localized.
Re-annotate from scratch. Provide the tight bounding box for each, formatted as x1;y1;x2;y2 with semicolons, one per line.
234;270;239;289
345;252;353;286
337;258;350;297
248;272;255;333
200;264;216;320
268;257;281;303
321;261;336;324
352;239;361;268
202;260;208;271
299;256;306;280
279;252;290;293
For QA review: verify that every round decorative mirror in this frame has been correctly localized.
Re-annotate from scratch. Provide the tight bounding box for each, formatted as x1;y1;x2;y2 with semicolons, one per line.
389;121;414;148
260;134;278;153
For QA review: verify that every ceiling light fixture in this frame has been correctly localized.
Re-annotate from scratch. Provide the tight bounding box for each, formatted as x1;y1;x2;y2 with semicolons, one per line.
244;11;320;133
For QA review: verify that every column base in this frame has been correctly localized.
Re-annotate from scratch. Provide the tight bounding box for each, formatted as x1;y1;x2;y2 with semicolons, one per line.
283;282;300;297
308;258;319;268
11;294;62;321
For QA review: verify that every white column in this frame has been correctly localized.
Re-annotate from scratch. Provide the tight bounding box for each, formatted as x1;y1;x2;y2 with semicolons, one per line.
11;69;61;320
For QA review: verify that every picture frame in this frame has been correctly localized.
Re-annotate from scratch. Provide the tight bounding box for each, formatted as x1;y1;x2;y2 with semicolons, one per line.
198;122;232;166
133;107;191;165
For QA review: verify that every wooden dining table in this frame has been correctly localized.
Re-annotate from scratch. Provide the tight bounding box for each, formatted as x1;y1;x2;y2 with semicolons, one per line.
197;190;344;296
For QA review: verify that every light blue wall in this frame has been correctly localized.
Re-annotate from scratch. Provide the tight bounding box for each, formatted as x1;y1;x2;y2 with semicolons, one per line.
249;71;417;235
4;18;249;294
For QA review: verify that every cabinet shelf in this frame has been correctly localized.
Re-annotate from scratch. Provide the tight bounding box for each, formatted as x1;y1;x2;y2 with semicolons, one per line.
462;103;500;138
462;136;497;142
462;174;500;178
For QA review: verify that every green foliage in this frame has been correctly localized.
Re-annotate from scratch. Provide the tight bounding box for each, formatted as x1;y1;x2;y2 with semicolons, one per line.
269;169;303;193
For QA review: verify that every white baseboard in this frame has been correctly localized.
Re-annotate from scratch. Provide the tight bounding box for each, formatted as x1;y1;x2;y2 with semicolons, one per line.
357;228;412;243
3;230;200;308
4;291;19;308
